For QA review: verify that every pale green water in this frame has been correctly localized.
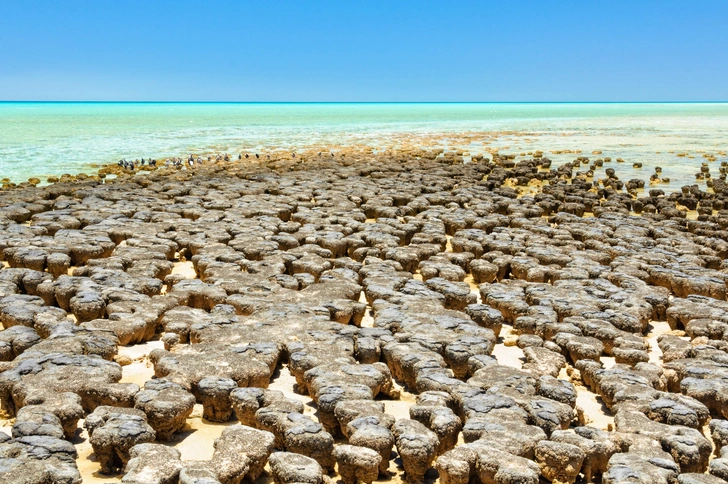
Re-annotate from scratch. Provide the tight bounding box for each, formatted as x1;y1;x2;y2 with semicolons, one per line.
0;102;727;188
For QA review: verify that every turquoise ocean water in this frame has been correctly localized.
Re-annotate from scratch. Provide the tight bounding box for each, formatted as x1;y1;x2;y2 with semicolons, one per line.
0;102;727;189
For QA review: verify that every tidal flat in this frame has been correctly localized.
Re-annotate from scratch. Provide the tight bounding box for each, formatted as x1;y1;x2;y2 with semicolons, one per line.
1;147;728;484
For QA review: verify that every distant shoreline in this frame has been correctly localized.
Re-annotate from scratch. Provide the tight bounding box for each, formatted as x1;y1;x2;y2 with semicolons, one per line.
1;102;727;188
2;101;728;104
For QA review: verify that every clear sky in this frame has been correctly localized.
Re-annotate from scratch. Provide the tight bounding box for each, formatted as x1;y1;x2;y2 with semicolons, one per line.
1;1;726;102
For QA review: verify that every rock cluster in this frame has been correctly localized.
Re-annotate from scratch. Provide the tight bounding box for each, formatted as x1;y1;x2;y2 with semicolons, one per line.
1;149;727;483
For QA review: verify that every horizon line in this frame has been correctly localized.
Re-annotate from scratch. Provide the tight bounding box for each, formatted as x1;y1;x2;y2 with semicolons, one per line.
2;100;728;104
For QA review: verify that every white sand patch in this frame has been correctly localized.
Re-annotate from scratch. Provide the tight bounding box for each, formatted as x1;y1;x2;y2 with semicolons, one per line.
0;421;11;439
172;261;197;279
74;419;123;483
118;340;164;362
118;340;163;386
360;310;374;328
358;291;374;328
492;326;524;369
464;274;481;303
575;386;614;431
382;379;416;422
268;365;315;416
645;320;672;365
119;361;156;387
168;410;237;462
600;356;616;369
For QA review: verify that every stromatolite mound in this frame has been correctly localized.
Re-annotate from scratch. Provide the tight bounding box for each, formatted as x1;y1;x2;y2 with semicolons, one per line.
85;406;156;474
2;149;728;483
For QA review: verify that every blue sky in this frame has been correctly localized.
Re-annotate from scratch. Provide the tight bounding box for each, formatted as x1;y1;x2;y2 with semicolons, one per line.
1;1;726;101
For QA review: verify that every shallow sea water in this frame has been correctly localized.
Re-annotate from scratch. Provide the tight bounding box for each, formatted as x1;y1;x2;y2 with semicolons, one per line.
0;102;726;189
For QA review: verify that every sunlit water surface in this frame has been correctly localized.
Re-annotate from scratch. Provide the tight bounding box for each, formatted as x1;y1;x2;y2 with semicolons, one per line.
1;102;726;189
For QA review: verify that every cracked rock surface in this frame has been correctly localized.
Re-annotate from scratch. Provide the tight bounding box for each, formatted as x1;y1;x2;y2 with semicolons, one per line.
1;149;728;483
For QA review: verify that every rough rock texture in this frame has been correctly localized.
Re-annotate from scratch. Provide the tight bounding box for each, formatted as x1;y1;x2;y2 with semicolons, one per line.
211;425;275;483
333;444;382;484
269;451;325;484
3;149;728;483
195;376;238;422
392;419;439;482
133;378;196;440
0;435;82;483
535;440;586;484
179;462;223;484
85;406;156;474
121;443;183;484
